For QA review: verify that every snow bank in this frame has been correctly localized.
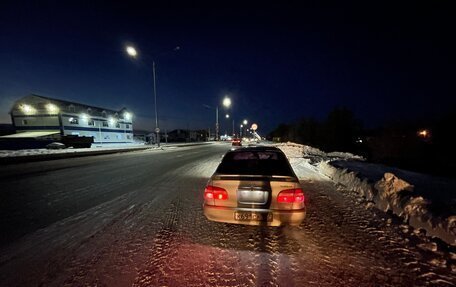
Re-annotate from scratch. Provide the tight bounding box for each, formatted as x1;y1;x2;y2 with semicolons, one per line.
0;143;147;158
278;142;456;246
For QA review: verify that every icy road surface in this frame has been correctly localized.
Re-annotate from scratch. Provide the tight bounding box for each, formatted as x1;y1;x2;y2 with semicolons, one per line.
0;143;454;286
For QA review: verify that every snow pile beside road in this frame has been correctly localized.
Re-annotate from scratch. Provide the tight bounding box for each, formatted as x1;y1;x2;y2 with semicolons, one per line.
278;142;456;246
318;159;456;246
274;142;313;158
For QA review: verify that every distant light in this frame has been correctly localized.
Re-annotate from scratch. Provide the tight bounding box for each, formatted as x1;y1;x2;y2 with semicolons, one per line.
418;129;430;139
126;46;137;57
243;119;248;125
240;124;243;128
108;117;116;125
225;114;230;119
68;117;74;122
46;103;59;114
21;104;35;114
124;112;132;121
223;97;231;108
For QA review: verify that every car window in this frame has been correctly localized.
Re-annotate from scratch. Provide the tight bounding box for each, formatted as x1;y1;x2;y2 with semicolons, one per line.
216;151;294;176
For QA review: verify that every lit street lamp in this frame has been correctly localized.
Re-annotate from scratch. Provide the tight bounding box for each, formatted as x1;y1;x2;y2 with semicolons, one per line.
126;46;137;57
126;45;179;147
223;97;231;108
207;96;232;141
222;96;233;138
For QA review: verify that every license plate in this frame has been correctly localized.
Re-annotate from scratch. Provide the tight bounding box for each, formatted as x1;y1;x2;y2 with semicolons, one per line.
234;211;273;222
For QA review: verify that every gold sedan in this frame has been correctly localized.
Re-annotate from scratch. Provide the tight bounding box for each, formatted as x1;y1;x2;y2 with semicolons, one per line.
204;146;306;226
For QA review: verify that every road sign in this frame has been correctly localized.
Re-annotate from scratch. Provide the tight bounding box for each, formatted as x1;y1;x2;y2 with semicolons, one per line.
251;123;258;131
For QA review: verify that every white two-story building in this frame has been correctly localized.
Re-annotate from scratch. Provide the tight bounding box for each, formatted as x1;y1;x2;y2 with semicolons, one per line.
8;94;134;144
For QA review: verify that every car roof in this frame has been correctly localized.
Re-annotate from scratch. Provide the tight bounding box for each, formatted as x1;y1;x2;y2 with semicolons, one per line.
229;146;282;153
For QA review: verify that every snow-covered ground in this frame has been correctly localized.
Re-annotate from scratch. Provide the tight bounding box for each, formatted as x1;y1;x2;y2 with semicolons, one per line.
1;143;455;286
275;142;456;247
0;143;148;158
0;141;213;158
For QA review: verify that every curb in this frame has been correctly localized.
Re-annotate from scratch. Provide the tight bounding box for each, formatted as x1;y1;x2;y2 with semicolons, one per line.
0;147;152;165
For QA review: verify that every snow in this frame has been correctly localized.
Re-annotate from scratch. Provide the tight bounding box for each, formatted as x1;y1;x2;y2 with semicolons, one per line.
0;143;148;157
0;142;212;158
276;142;456;247
0;143;455;286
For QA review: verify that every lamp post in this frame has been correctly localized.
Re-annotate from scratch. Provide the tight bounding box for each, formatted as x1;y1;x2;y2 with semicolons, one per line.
225;114;235;138
215;106;219;141
205;96;231;141
221;96;231;140
242;119;248;139
126;45;179;147
151;61;161;146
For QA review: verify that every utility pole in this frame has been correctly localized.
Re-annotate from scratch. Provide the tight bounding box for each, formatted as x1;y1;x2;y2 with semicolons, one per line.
216;106;219;141
152;61;160;147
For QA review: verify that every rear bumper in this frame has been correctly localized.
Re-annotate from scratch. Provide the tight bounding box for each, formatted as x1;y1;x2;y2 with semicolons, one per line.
203;204;306;226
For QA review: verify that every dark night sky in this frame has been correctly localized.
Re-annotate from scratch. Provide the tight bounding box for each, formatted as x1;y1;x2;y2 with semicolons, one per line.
0;1;454;134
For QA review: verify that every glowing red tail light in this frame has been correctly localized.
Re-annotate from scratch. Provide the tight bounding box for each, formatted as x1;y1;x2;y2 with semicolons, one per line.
277;188;305;203
204;185;228;203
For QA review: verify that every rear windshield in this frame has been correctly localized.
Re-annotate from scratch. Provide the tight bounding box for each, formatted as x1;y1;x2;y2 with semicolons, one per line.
216;150;295;176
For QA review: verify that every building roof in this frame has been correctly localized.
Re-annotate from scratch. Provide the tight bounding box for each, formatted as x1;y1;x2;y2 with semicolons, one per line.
11;94;130;119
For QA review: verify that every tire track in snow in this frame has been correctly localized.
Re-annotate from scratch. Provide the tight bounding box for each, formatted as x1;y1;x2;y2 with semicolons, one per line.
133;189;183;287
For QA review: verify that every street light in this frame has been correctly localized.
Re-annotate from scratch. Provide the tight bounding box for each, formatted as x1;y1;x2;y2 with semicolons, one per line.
241;120;248;138
126;46;137;57
126;45;178;147
222;96;234;136
205;96;232;141
223;97;231;108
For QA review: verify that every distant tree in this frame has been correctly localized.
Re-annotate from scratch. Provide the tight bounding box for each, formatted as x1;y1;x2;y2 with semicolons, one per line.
322;107;362;152
269;106;363;152
269;123;291;142
295;117;321;146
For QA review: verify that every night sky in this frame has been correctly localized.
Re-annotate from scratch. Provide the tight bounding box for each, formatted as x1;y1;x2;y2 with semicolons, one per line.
0;1;454;134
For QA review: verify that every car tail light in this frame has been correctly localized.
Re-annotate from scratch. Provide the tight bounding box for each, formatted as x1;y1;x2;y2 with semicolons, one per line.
204;185;228;204
277;188;305;203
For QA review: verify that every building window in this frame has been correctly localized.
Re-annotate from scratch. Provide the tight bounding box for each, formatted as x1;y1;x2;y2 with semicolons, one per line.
69;117;79;124
68;105;75;112
22;119;28;125
126;124;130;129
102;121;108;127
88;119;94;126
115;123;120;128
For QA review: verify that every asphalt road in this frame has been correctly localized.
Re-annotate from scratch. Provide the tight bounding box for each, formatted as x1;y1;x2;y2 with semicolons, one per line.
0;143;454;286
